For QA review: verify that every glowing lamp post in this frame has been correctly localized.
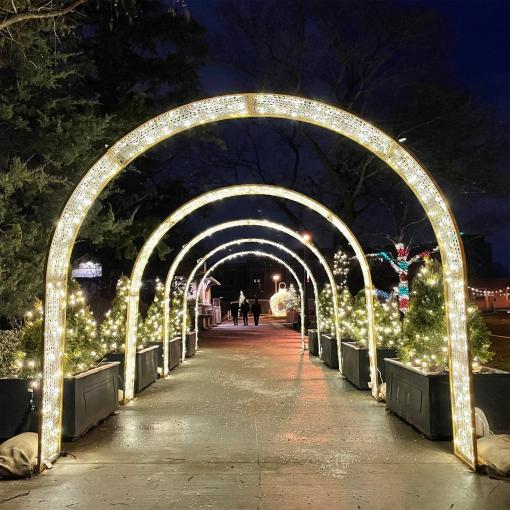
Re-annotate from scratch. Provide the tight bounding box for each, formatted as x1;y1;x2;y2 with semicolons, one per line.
272;273;281;293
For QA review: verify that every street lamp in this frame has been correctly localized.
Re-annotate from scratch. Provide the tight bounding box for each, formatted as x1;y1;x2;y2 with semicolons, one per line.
272;273;281;293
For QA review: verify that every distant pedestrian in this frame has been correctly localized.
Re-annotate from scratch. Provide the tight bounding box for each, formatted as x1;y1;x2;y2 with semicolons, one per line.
251;298;261;326
240;299;250;326
230;300;239;325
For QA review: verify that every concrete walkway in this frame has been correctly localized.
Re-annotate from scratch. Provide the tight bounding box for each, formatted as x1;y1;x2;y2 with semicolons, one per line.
2;321;509;509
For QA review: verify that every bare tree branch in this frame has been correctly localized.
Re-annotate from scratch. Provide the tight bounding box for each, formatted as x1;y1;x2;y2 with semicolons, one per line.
0;0;86;31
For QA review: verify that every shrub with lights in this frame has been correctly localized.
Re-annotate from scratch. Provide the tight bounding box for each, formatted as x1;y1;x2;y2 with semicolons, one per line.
400;258;493;372
318;284;354;338
138;277;164;348
168;276;193;336
99;276;130;353
283;283;300;311
350;291;402;349
0;280;106;380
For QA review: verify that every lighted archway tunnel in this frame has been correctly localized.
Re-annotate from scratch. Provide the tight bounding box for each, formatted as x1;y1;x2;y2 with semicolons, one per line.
42;93;474;469
163;218;339;375
125;185;372;404
187;249;306;348
178;237;321;354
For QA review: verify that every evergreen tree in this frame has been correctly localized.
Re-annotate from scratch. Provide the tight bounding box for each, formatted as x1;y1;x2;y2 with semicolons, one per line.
318;284;354;339
283;284;300;311
400;259;493;371
99;275;130;352
64;280;105;375
350;291;401;349
239;291;246;304
168;277;187;339
138;278;164;348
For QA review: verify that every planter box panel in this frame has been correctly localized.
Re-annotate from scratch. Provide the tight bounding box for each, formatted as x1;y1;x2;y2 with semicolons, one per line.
0;379;39;441
135;346;158;393
342;343;397;390
186;331;197;358
385;359;510;440
169;337;181;371
308;329;319;356
62;362;120;440
103;346;158;393
320;334;339;369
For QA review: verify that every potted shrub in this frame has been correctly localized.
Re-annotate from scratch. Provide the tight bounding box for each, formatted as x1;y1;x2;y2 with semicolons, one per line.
342;291;401;390
385;259;510;439
103;277;159;392
0;282;120;442
318;285;354;368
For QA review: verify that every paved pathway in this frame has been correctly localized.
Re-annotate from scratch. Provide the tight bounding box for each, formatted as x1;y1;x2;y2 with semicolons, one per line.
2;321;509;509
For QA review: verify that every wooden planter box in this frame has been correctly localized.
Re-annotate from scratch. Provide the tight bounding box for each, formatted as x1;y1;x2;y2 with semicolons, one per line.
385;358;510;439
0;362;120;442
342;342;397;390
320;334;339;369
185;331;197;358
103;345;158;394
148;339;181;374
62;362;120;440
308;329;319;356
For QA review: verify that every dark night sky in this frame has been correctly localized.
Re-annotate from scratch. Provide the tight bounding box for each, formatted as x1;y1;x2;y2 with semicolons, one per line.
187;0;510;273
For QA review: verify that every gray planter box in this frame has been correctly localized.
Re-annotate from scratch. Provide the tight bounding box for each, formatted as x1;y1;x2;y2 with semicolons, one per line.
308;329;319;356
0;379;39;441
385;358;510;439
320;334;339;369
342;342;397;390
148;338;181;373
62;362;120;440
169;337;182;370
186;331;197;358
103;345;158;394
0;362;120;442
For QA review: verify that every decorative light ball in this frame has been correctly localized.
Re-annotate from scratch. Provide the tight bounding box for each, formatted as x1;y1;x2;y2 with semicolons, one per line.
270;282;289;317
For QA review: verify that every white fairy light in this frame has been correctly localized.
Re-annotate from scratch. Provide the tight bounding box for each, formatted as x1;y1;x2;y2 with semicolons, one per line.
41;93;474;470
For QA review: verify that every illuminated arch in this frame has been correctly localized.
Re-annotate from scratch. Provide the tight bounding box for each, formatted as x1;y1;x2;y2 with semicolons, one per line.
125;185;363;404
163;218;337;375
42;93;474;469
178;237;320;355
187;250;306;350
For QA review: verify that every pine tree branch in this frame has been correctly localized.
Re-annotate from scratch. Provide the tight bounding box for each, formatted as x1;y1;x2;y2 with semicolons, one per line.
0;0;86;31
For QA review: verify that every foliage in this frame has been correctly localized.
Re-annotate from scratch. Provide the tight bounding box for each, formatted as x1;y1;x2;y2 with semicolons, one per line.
169;276;192;337
0;2;207;322
333;250;350;288
350;291;402;349
138;278;164;348
283;284;300;311
0;327;22;377
99;275;130;352
318;284;353;338
400;259;493;372
0;280;105;378
63;280;105;375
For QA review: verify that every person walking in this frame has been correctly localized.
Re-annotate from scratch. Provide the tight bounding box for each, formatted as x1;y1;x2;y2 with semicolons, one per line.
240;299;250;326
251;298;261;326
230;300;240;325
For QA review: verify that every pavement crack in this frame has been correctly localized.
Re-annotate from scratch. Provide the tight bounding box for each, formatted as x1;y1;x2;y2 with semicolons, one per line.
0;492;30;505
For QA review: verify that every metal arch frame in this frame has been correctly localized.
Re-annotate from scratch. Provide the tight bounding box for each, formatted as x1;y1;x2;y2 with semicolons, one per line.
187;250;306;351
163;218;337;375
178;238;320;355
41;93;475;469
124;185;367;405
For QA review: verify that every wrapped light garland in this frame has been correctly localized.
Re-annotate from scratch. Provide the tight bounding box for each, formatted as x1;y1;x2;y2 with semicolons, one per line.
99;276;130;353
